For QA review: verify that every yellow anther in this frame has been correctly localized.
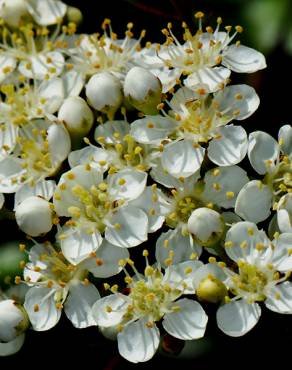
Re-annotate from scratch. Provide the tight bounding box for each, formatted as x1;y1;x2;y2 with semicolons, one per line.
103;283;110;290
110;284;119;293
256;243;264;251
95;258;103;266
68;206;81;218
124;276;133;284
190;252;198;260
235;25;243;33
106;305;112;313
212;183;221;191
114;223;122;230
185;267;193;275
34;304;40;312
224;241;233;248
194;11;204;18
143;250;149;257
208;257;217;263
247;227;254;236
163;239;169;248
218;261;226;268
226;191;234;199
14;276;21;285
66;172;75;180
240;241;247;249
145;266;154;276
118;178;126;186
212;168;220;177
19;243;26;252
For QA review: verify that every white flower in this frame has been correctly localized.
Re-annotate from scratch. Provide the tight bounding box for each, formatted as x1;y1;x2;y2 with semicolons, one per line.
154;164;248;266
0;119;71;193
69;120;159;173
124;66;162;114
58;96;94;142
92;258;208;363
0;0;67;27
53;165;149;263
0;24;66;81
23;241;100;330
0;299;28;342
15;196;53;236
0;78;65;127
65;22;145;80
235;125;292;223
130;84;258;177
216;221;292;337
86;72;123;119
188;207;225;246
136;16;266;93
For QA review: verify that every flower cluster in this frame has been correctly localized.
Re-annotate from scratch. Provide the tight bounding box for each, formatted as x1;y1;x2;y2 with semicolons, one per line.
0;1;291;364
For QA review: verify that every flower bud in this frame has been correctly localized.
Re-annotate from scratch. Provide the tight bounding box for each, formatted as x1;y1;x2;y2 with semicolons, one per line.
196;275;227;303
187;207;224;246
66;6;83;25
124;67;162;115
0;0;28;28
58;97;94;144
86;72;123;119
0;300;28;342
15;196;53;237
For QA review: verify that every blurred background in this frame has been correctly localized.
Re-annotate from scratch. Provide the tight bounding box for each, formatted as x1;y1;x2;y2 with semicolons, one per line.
1;0;292;368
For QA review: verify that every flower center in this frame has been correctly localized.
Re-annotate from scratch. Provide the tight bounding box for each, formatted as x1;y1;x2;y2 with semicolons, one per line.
68;181;121;232
18;129;54;179
265;155;292;203
231;262;270;302
126;271;180;322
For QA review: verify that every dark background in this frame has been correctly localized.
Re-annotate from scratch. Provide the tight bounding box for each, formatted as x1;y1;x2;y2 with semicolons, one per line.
2;0;292;368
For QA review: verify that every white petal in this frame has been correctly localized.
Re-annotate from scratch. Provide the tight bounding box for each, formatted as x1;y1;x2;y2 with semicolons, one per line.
62;70;85;97
192;263;228;289
215;84;260;120
26;0;67;25
271;233;292;272
0;334;25;357
216;300;261;337
208;126;248;166
38;77;65;114
108;169;147;201
162;298;208;340
0;55;16;83
24;287;61;331
156;228;202;268
265;282;292;314
64;281;100;328
92;293;131;327
81;239;129;278
248;131;279;175
164;260;204;293
161;140;205;178
203;165;249;208
0;123;18;159
19;52;64;80
0;193;4;209
68;147;109;169
278;125;292;156
47;123;71;166
0;157;25;193
14;179;56;208
152;67;181;93
277;194;292;233
223;44;266;73
95;120;130;145
130;116;177;145
117;318;160;363
235;180;272;223
58;226;103;265
105;206;148;248
184;66;231;93
130;186;167;233
224;221;272;264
